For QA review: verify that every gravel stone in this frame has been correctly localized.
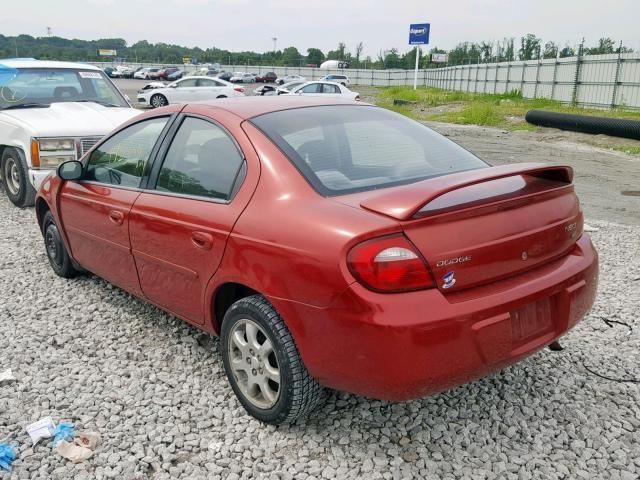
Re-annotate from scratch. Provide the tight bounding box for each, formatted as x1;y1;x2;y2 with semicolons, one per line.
0;183;639;480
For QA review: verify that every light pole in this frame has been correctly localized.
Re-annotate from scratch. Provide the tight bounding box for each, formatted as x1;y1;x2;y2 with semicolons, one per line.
272;37;277;53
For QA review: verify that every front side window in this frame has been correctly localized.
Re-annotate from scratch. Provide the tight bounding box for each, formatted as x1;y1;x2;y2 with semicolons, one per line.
85;117;168;187
177;79;198;88
251;105;487;196
300;83;321;94
156;117;244;201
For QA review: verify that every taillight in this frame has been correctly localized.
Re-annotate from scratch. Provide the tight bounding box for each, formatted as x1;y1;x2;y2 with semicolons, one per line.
347;234;434;292
234;86;245;93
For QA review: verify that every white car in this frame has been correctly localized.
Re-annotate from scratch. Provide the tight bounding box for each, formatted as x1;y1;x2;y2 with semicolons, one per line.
277;75;306;85
137;76;245;108
134;67;160;80
285;81;360;100
230;72;256;83
110;65;134;78
0;59;140;207
321;74;350;86
274;80;306;95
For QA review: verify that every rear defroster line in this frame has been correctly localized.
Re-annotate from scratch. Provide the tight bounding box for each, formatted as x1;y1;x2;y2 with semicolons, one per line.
549;316;639;384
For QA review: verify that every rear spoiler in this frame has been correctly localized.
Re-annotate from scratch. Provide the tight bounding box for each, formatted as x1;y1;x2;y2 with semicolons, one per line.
360;163;573;221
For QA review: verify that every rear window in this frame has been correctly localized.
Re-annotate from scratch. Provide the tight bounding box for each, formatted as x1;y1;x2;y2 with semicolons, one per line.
251;105;487;195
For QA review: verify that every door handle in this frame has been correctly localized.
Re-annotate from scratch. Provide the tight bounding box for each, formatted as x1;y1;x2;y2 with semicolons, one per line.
191;231;214;250
108;210;124;225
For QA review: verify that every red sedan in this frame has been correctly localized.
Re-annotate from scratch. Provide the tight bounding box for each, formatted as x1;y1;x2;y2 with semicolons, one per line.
35;97;598;424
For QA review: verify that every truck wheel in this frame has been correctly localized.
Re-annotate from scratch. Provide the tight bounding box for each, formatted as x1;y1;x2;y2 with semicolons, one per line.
150;94;168;108
1;147;35;207
221;295;326;425
42;210;78;278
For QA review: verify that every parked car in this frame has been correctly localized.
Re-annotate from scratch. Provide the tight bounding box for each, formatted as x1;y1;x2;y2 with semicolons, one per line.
285;81;360;100
0;59;140;207
103;67;115;78
134;68;160;80
126;67;145;79
275;80;305;95
216;72;233;82
230;72;256;83
277;74;305;85
321;74;350;86
137;76;244;108
255;72;278;83
110;66;135;78
157;67;180;80
167;69;185;81
253;85;277;96
37;97;598;425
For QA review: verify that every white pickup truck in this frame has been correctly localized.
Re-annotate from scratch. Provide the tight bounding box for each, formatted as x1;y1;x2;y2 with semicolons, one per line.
0;59;140;207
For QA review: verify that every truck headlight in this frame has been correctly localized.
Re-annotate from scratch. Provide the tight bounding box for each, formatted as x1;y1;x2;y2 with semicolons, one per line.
31;138;77;169
38;138;75;151
39;155;76;168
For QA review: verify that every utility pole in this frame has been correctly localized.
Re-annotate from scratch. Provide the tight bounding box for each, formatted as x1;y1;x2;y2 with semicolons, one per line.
46;27;52;37
272;37;277;53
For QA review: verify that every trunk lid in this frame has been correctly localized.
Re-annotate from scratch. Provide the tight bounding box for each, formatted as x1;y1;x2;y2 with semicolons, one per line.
342;163;583;292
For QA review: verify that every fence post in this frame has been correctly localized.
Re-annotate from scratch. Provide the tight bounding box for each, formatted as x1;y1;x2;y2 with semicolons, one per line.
474;63;479;93
388;70;391;87
611;42;623;108
371;69;374;86
571;40;585;106
533;60;541;99
494;64;499;94
520;62;526;95
550;57;559;100
506;62;511;93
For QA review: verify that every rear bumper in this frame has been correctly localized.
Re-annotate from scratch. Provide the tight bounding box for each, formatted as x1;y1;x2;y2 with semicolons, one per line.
270;234;598;401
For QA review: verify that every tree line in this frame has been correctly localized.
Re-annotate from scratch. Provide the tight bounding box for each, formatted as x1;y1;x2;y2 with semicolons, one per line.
0;34;634;70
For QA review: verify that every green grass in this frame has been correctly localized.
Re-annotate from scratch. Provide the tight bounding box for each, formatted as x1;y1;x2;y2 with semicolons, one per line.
376;86;640;131
610;145;640;156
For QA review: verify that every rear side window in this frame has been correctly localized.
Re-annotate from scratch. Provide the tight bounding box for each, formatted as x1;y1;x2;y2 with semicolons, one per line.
156;117;244;201
85;117;168;187
251;105;487;196
322;84;340;94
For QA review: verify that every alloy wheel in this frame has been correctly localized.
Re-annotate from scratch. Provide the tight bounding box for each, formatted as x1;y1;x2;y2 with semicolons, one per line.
228;318;281;409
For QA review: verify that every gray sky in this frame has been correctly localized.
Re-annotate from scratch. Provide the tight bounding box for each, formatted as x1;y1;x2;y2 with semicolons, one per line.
5;0;639;57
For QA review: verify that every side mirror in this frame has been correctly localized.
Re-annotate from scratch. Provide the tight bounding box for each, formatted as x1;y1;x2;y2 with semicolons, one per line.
57;160;83;181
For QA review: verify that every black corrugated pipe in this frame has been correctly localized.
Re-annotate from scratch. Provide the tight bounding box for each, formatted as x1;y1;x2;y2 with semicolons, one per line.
525;110;640;140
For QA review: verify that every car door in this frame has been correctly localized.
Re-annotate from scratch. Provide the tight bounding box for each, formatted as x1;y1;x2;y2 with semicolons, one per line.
169;78;199;102
196;78;223;99
128;110;258;324
59;115;172;295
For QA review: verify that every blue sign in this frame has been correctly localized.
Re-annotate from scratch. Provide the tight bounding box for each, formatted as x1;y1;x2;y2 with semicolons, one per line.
409;23;430;45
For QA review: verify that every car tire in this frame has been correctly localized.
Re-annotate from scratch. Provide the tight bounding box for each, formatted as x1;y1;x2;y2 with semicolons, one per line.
216;95;227;99
221;294;326;425
150;94;168;108
1;147;35;207
42;210;78;278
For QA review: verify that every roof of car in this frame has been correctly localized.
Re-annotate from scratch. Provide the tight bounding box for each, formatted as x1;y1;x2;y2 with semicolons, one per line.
184;96;365;120
0;58;101;70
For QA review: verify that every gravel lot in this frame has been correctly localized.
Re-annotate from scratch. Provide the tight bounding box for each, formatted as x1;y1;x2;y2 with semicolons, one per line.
1;181;639;478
